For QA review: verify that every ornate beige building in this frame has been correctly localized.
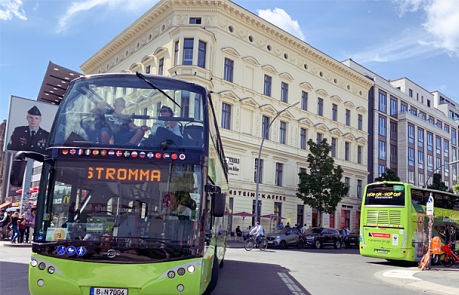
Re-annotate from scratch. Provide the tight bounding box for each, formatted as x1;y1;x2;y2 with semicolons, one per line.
81;0;373;231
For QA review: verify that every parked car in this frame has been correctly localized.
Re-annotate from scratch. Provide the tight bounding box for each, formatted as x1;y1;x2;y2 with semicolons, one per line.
303;227;342;249
343;229;360;248
266;227;302;248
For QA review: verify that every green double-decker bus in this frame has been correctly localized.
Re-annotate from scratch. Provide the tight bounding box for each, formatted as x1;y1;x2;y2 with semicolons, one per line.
11;73;229;294
360;181;459;262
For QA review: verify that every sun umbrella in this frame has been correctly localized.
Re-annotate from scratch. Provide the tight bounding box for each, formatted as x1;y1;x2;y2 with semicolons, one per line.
231;212;254;229
6;207;19;212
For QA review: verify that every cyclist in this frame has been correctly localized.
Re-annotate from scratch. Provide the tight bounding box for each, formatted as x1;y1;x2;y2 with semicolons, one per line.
249;221;264;245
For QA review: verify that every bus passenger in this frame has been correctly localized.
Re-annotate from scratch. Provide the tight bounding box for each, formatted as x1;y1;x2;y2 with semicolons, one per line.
92;97;149;145
143;106;182;147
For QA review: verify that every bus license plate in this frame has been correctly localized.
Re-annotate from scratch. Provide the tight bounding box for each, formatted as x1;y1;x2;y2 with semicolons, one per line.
90;287;128;295
376;249;388;254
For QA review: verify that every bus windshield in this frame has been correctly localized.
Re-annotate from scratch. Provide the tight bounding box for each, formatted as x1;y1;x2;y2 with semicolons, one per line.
364;183;405;206
37;159;203;261
50;74;205;149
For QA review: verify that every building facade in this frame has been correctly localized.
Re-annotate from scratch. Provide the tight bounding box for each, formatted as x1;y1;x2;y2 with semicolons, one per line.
344;59;459;189
80;0;373;231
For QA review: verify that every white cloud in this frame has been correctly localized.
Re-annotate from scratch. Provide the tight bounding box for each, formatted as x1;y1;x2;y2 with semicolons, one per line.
423;0;459;55
257;8;305;41
394;0;425;15
0;0;27;21
57;0;156;33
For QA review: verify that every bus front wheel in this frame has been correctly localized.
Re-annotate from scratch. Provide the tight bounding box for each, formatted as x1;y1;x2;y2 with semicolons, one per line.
203;254;219;294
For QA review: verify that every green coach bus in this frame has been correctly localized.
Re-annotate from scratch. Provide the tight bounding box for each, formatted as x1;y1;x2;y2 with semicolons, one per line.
11;73;229;294
360;181;459;262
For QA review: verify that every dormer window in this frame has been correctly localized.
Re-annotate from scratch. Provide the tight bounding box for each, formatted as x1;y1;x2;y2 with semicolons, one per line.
189;17;202;24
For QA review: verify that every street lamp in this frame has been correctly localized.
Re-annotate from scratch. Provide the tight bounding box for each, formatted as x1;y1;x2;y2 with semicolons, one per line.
255;102;299;222
423;159;459;188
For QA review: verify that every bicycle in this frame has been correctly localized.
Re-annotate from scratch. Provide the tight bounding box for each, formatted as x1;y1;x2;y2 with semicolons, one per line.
244;235;268;251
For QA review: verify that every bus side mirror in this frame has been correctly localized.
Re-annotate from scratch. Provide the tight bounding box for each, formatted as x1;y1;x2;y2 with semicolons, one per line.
212;193;226;217
10;159;26;187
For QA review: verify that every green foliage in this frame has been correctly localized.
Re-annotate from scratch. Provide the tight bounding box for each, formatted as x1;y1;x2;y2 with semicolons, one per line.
296;139;348;215
374;168;400;182
428;173;448;191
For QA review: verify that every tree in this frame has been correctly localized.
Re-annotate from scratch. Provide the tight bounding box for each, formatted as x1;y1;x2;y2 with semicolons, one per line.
374;167;400;182
297;139;349;226
428;173;448;191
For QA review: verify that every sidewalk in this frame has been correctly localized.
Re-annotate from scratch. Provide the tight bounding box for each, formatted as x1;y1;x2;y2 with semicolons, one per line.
0;239;32;248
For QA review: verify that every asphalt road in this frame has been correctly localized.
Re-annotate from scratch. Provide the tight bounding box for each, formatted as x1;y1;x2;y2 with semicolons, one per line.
1;241;458;295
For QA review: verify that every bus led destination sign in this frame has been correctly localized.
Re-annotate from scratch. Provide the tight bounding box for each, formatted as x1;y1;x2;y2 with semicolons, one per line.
366;191;402;199
87;167;161;182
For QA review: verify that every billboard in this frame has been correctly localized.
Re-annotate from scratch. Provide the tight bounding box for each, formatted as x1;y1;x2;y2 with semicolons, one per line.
4;96;58;153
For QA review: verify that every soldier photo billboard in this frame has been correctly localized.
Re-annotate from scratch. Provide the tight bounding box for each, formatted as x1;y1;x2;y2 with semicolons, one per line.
4;96;58;153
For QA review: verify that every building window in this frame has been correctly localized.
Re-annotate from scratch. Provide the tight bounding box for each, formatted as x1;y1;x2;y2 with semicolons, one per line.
408;123;415;144
262;115;270;140
254;158;264;183
418;128;424;148
452;128;457;145
224;58;234;82
145;65;151;74
279;121;287;144
317;98;324;116
331;137;337;157
275;163;283;186
400;102;408;113
418;150;424;166
378;165;386;177
332;104;338;121
390;121;397;139
345;177;350;196
189;17;202;24
444;139;449;156
378;91;387;113
300;128;307;150
358;114;363;130
436;136;441;155
427;131;433;151
357;145;362;164
390;144;397;163
197;40;206;68
408;147;415;166
345;109;351;126
180;92;190;117
316;132;323;143
281;82;289;103
158;58;164;75
301;91;308;111
390;96;398;117
183;38;194;65
345;142;350;161
357;179;363;198
174;40;179;66
263;74;272;97
409;88;413;97
379;140;386;160
378;115;387;136
221;103;231;129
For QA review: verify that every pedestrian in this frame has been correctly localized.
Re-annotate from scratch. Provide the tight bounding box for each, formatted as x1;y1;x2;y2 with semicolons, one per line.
24;208;34;243
10;211;20;243
18;213;26;243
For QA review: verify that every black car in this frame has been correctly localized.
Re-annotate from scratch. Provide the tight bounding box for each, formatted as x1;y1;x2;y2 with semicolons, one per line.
303;227;342;249
343;229;360;248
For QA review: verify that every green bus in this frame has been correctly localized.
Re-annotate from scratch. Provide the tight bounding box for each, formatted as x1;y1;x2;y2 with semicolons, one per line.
360;181;459;262
11;73;229;294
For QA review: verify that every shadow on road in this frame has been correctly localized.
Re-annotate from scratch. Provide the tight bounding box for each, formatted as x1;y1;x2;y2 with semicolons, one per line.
214;259;311;295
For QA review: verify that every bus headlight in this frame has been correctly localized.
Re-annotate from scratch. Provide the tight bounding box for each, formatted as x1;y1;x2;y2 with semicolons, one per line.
167;271;175;279
177;284;184;292
37;279;45;287
38;262;46;270
30;259;38;267
177;267;186;276
187;265;195;273
48;266;55;274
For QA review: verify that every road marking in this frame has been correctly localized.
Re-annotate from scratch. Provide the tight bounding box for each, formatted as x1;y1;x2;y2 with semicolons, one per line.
382;269;420;280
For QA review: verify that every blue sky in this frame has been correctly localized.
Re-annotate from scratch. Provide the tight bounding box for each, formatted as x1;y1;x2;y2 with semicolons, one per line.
1;0;459;122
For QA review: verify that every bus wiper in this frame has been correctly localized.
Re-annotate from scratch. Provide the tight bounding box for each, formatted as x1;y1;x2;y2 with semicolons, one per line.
135;72;181;109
